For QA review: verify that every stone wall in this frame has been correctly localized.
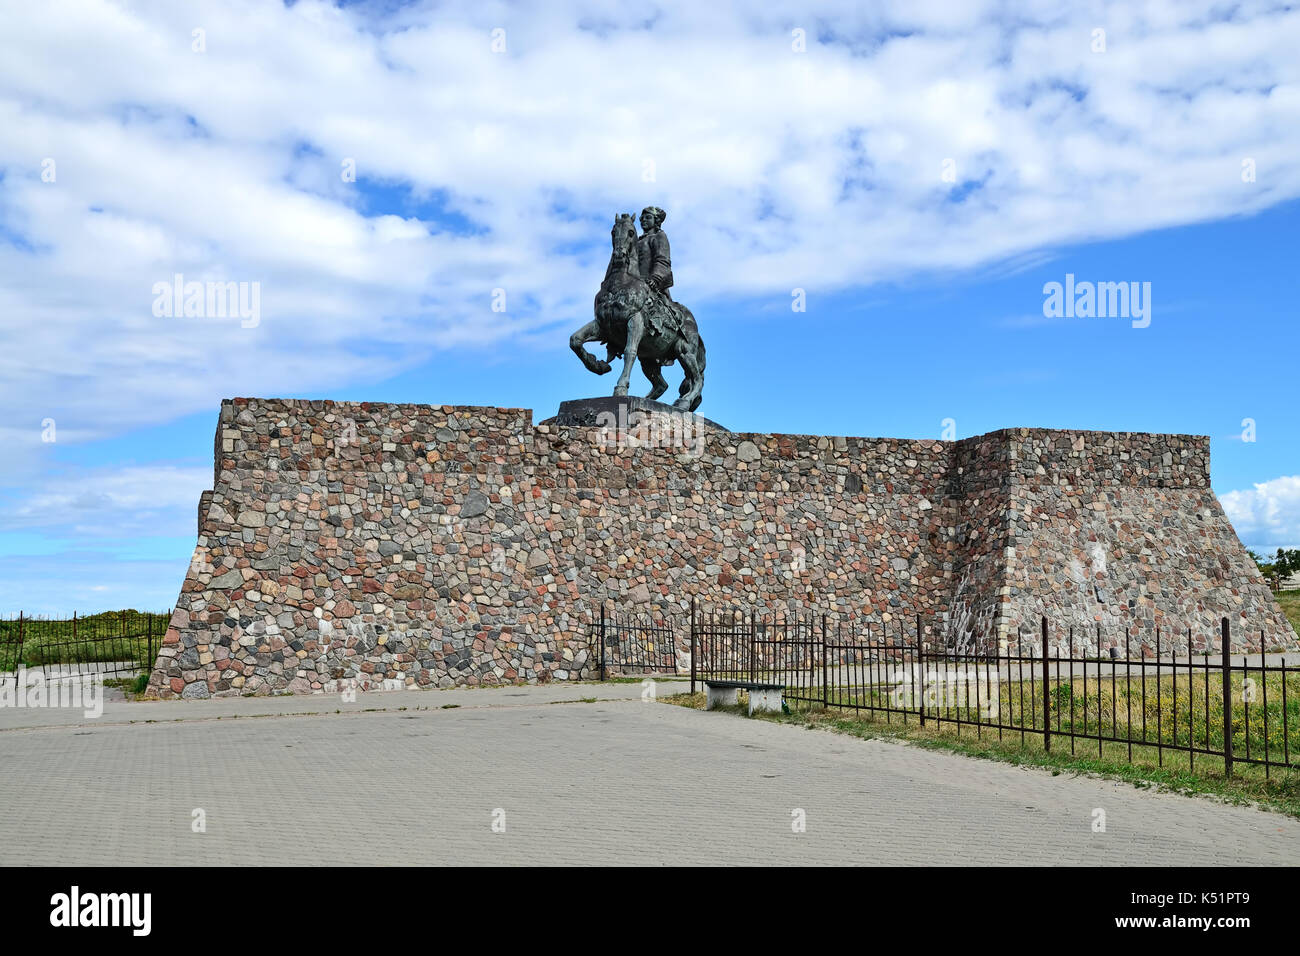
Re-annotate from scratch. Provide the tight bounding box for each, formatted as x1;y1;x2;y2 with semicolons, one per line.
147;398;1293;698
977;430;1291;654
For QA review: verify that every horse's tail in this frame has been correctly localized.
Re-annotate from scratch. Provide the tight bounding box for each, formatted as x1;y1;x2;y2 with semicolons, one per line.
689;334;705;411
680;325;705;412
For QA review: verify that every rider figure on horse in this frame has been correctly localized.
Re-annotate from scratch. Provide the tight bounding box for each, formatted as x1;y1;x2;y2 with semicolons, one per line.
635;206;676;339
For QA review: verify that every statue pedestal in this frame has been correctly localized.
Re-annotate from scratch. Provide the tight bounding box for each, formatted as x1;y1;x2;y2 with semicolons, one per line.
541;395;730;433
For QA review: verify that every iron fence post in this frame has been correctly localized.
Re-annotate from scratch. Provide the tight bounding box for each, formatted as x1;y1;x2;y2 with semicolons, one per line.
1041;616;1051;754
599;604;606;682
748;610;755;684
690;597;697;695
1222;617;1233;778
821;613;828;708
15;611;23;689
917;613;926;727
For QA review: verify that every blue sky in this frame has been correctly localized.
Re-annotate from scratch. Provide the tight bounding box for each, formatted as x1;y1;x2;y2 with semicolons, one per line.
1;0;1299;613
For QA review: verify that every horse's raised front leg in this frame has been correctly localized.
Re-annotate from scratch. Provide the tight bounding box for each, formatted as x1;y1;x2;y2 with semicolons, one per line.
613;311;644;397
570;319;611;375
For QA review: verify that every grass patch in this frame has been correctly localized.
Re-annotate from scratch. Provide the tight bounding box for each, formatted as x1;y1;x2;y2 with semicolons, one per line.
100;673;152;699
0;610;167;670
1277;590;1300;637
780;667;1300;768
663;684;1300;818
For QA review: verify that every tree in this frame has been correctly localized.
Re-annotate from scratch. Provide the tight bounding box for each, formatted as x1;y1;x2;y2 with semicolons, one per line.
1275;548;1300;579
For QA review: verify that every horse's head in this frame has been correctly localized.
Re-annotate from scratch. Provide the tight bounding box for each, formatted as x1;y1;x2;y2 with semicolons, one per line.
611;213;637;262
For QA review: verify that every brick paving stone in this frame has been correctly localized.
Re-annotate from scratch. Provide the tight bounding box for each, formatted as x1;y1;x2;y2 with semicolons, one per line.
1;687;1296;866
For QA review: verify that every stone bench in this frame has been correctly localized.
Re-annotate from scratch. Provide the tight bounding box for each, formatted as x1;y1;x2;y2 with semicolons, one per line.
703;679;785;716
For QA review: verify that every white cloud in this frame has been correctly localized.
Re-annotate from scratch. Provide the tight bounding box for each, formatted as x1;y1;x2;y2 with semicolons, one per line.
1221;475;1300;553
0;463;210;540
0;0;1297;534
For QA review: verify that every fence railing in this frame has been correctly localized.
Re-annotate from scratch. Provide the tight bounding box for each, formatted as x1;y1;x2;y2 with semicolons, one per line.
595;606;678;678
0;611;171;684
680;606;1299;779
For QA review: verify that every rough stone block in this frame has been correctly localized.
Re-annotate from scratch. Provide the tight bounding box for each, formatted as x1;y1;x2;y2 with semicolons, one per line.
147;397;1294;698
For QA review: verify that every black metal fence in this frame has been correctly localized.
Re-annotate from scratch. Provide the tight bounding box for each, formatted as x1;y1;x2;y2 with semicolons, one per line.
0;611;171;684
693;607;821;695
595;606;679;678
678;606;1299;779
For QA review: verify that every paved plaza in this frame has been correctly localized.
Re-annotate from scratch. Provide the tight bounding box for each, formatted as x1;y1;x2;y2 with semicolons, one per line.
1;680;1297;865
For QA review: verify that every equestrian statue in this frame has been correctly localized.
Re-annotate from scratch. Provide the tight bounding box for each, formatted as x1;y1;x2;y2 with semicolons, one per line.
569;206;706;412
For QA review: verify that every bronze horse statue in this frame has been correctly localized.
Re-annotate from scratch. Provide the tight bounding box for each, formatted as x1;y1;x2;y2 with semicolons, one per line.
569;213;706;411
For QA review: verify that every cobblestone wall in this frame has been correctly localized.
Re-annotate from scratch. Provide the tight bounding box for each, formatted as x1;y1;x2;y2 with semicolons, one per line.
147;399;1292;698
